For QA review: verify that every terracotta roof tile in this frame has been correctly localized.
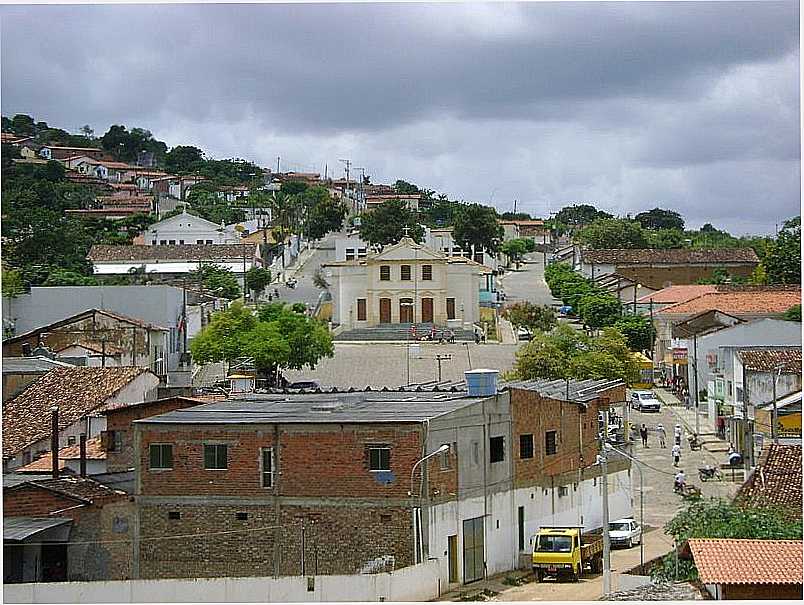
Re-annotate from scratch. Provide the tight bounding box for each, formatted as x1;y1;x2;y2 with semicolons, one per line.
3;367;150;458
581;248;759;265
657;289;801;316
16;437;106;473
688;538;803;585
88;243;257;262
736;444;802;517
739;349;802;373
637;285;717;304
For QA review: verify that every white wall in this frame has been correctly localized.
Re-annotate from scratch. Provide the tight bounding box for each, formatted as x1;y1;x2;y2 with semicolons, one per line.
3;561;442;604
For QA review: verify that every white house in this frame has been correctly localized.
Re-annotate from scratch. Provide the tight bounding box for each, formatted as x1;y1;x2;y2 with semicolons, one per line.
146;210;241;245
323;237;486;331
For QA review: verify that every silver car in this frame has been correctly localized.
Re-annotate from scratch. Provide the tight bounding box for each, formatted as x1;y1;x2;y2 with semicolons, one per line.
631;390;661;412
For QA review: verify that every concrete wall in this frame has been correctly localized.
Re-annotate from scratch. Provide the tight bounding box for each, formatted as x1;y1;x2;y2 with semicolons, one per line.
3;560;442;603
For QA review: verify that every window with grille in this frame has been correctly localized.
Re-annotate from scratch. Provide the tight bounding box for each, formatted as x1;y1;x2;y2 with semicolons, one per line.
401;265;411;281
380;265;390;281
204;444;228;470
422;265;433;280
368;447;391;471
149;444;173;470
261;447;274;487
545;431;557;456
519;434;534;459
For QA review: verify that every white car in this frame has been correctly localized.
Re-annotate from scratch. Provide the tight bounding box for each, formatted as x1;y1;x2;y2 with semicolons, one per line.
631;390;661;412
517;327;533;341
609;518;642;548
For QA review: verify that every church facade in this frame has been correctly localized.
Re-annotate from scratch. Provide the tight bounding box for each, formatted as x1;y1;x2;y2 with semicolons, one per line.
323;237;486;331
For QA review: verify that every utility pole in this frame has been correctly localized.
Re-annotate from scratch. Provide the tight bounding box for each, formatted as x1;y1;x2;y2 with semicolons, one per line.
276;156;281;174
513;199;517;215
693;332;700;435
599;430;612;596
434;354;451;382
339;158;351;191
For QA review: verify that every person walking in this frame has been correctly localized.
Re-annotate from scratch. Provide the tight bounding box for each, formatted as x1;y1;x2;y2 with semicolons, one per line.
674;423;683;447
640;423;649;448
672;443;681;467
656;423;666;448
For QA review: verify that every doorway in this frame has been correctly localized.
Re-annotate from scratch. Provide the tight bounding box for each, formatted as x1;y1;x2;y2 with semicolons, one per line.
379;298;391;323
518;506;525;552
421;298;434;323
448;535;458;583
399;298;414;323
462;516;484;583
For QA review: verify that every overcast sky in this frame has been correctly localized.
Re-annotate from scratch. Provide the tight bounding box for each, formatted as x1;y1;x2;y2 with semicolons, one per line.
1;2;799;234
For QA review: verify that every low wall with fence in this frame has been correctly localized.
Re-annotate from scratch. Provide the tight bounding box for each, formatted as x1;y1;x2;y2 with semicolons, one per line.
4;560;442;603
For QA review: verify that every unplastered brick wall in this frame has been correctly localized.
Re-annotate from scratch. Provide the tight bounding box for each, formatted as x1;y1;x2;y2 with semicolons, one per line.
137;503;413;579
510;389;609;487
616;264;755;290
137;423;424;499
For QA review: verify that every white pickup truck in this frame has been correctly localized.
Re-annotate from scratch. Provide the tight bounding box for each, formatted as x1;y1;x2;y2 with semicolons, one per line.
608;517;642;549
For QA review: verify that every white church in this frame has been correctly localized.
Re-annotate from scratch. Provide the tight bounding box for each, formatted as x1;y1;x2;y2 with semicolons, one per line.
323;236;489;331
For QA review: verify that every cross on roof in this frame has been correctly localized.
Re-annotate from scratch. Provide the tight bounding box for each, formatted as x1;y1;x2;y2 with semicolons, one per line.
402;226;410;237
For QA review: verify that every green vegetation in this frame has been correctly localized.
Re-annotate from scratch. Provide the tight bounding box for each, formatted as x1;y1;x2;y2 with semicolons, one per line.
782;304;801;322
189;264;241;300
652;499;803;582
612;314;655;351
359;198;425;245
190;301;334;382
452;203;504;254
500;238;534;266
575;218;649;249
634;207;685;231
513;324;639;382
2;268;25;297
502;302;557;334
764;217;801;285
245;267;272;298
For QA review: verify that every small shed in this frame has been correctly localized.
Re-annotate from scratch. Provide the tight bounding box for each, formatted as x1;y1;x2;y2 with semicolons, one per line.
684;538;803;600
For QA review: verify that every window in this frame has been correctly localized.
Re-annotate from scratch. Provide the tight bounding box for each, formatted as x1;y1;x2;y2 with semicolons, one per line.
439;444;451;470
357;298;367;321
446;298;456;320
380;265;391;281
197;239;204;244
368;447;390;471
204;444;228;470
489;436;505;463
67;436;76;446
400;265;411;281
474;252;484;264
519;434;534;459
261;447;274;488
149;444;173;470
168;240;176;245
107;430;123;452
545;431;557;456
358;248;367;258
235;512;248;520
160;240;167;245
179;240;185;245
168;511;181;520
345;248;356;261
473;441;480;466
558;485;568;498
422;265;433;281
206;240;213;245
151;240;157;245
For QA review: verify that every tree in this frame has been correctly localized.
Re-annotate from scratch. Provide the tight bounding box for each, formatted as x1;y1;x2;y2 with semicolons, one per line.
452;203;504;254
513;324;639;382
42;269;99;286
555;204;612;227
79;125;94;138
165;145;205;173
635;207;685;231
2;268;25;297
500;239;529;267
575;218;648;249
186;188;246;225
10;114;36;136
303;187;346;240
647;228;685;249
189;264;241;299
577;291;622;328
359;199;424;246
782;304;801;322
100;124;168;164
393;179;419;194
282;180;310;197
500;211;533;220
764;216;801;285
190;301;334;383
245;267;272;297
652;499;803;582
502;302;557;333
613;315;655;351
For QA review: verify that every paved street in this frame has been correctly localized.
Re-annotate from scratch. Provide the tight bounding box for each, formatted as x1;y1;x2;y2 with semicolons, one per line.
498;252;560;307
284;342;520;387
260;235;337;309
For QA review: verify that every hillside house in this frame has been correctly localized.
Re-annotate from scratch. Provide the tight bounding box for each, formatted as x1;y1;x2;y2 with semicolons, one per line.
145;211;240;246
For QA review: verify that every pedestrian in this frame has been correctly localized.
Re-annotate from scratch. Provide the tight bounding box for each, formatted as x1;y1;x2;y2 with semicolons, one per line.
684;392;691;410
674;423;682;446
268;293;273;302
656;423;666;448
716;415;725;439
474;331;481;344
672;443;681;467
640;423;649;447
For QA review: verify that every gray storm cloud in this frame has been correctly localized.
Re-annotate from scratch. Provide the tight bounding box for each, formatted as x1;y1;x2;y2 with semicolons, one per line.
1;2;799;233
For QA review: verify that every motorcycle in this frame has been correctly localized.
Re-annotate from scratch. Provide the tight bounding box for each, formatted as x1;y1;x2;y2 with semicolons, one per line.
698;466;723;482
285;279;297;289
687;433;701;451
674;482;702;499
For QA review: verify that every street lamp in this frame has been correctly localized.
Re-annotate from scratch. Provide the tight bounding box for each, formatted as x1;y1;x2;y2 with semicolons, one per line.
604;443;645;573
408;443;450;565
409;444;450;497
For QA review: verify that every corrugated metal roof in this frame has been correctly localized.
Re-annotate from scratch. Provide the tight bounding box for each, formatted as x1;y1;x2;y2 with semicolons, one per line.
2;357;74;374
3;517;72;541
504;378;624;403
135;390;494;425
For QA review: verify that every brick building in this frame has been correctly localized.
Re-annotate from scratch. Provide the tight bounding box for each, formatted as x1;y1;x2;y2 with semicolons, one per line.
129;376;632;586
579;248;760;290
3;477;133;582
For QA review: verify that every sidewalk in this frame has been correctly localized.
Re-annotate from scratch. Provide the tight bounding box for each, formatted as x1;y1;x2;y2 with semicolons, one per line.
654;388;729;455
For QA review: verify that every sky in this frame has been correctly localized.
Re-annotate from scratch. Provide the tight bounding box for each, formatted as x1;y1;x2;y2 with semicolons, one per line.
1;1;800;234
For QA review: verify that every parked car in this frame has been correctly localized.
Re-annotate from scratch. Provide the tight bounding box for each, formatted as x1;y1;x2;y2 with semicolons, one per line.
286;380;321;390
609;518;642;549
630;390;661;412
517;327;533;341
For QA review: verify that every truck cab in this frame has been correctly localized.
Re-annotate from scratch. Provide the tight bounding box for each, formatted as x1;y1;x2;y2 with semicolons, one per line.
532;526;603;582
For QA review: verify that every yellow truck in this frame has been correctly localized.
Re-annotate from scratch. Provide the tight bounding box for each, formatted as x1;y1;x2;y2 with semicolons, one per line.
531;526;604;582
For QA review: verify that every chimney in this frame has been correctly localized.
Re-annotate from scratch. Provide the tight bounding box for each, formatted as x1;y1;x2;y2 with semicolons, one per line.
50;406;59;479
79;433;87;478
